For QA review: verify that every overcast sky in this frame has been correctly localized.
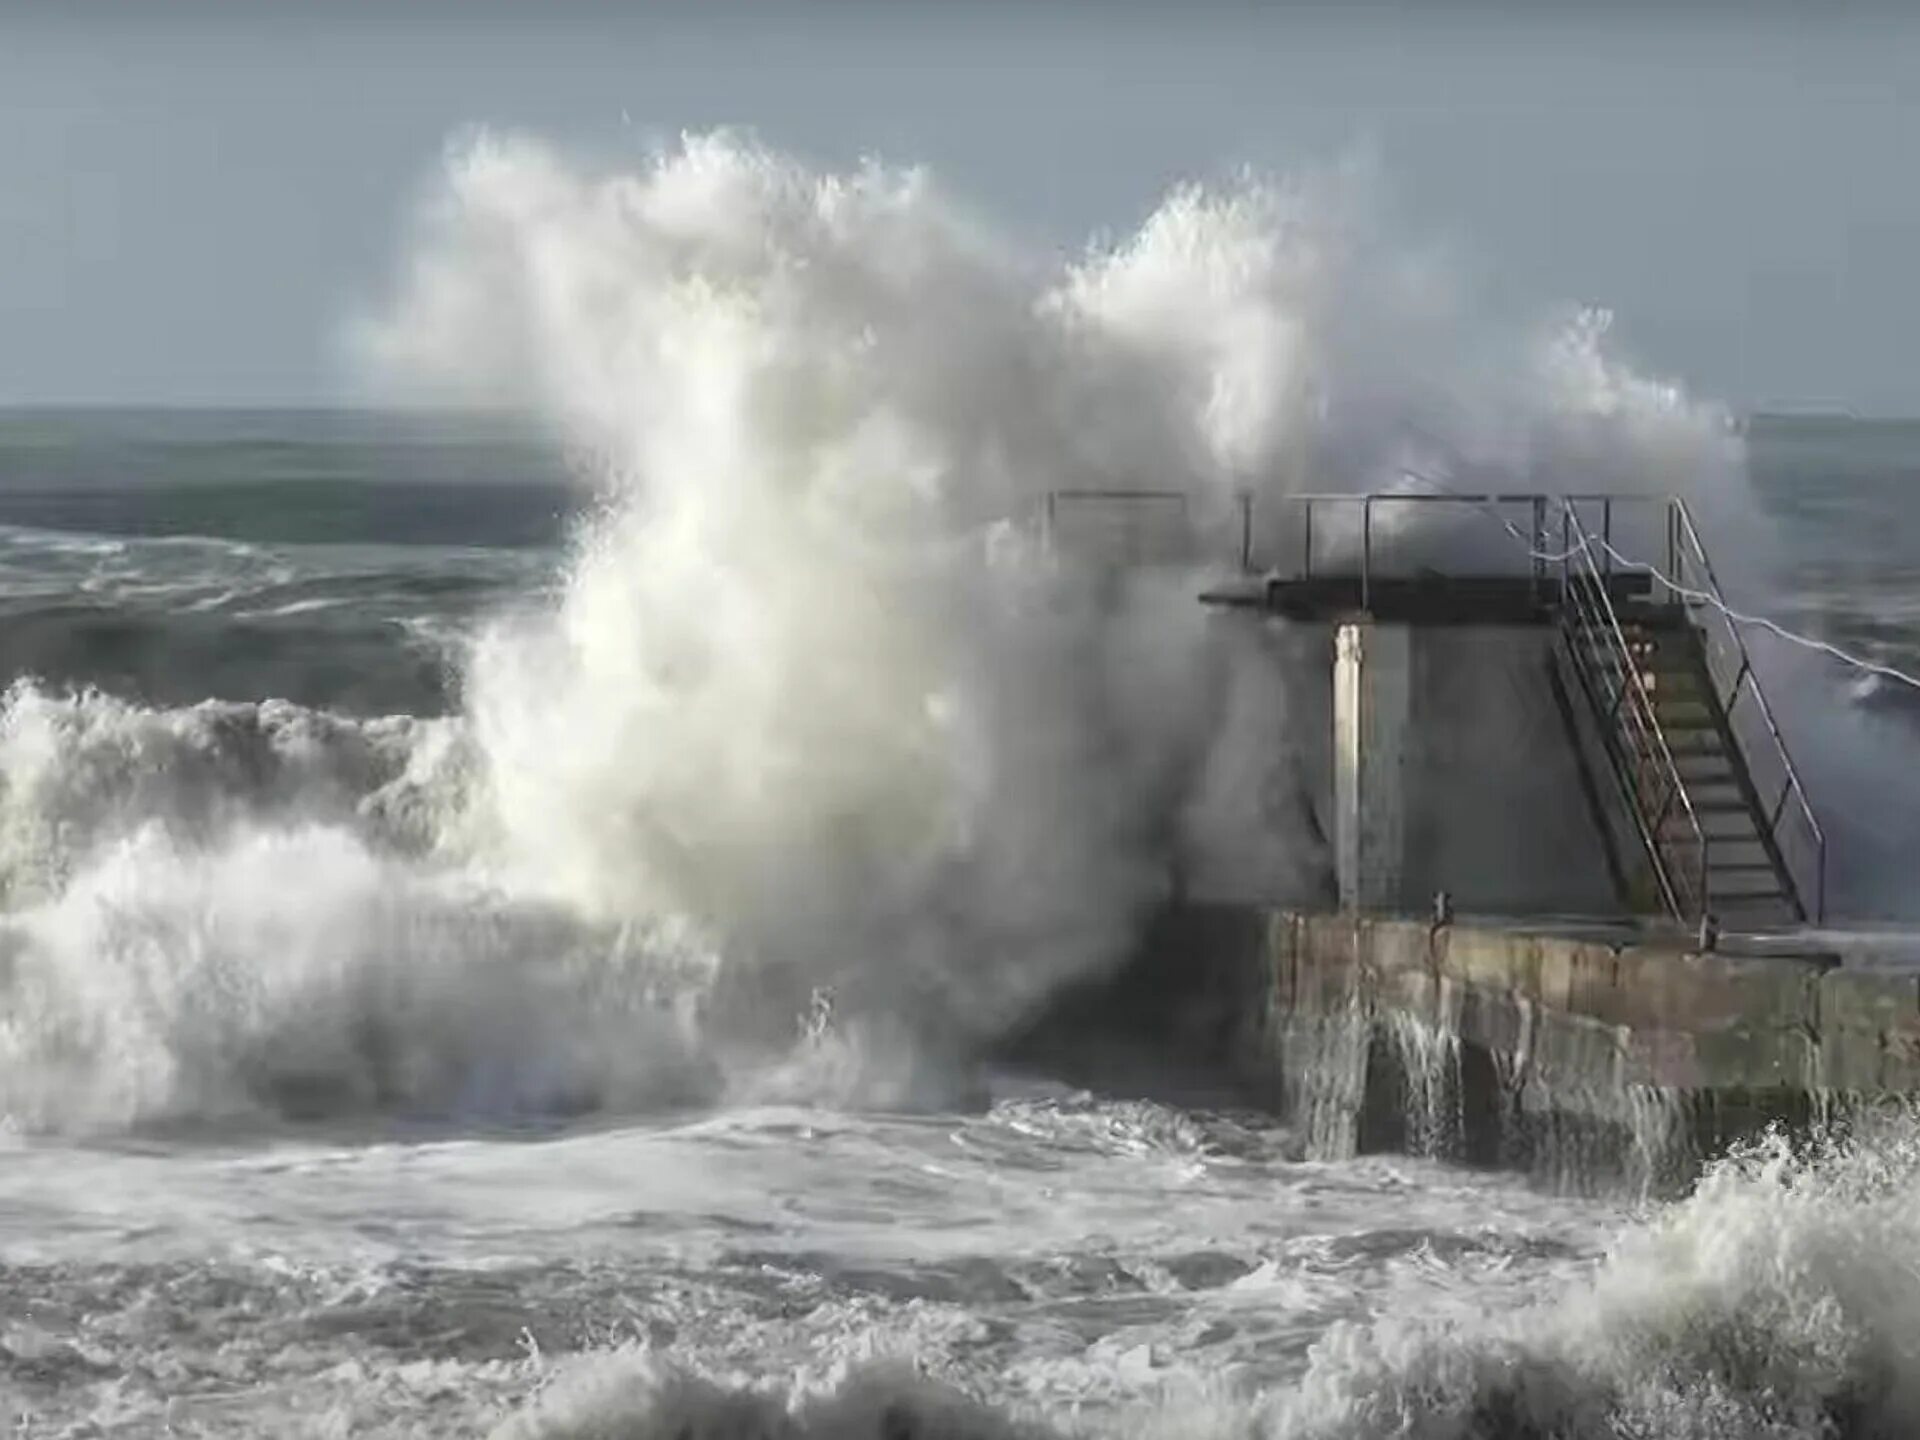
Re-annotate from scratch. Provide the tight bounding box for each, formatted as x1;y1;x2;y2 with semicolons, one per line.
2;2;1916;413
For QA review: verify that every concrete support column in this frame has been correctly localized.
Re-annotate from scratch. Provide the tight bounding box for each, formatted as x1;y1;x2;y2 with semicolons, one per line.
1333;621;1411;911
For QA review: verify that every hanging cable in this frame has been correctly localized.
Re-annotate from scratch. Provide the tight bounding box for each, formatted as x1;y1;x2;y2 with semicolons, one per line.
1393;469;1920;696
1580;531;1920;695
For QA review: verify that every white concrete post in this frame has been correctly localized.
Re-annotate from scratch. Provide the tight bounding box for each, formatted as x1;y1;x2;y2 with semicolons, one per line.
1333;621;1411;911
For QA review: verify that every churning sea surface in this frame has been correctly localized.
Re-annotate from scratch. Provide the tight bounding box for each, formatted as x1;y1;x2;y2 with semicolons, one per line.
4;407;1920;1438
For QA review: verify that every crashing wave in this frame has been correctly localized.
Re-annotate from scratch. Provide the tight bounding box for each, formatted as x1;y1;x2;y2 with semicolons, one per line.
0;133;1739;1133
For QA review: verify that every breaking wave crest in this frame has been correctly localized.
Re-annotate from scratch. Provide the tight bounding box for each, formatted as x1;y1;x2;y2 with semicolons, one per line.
0;131;1738;1133
1265;1115;1920;1438
0;680;466;903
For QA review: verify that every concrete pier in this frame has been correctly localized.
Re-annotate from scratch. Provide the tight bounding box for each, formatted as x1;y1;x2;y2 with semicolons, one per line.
1104;490;1862;1183
1030;905;1920;1192
1232;912;1884;1187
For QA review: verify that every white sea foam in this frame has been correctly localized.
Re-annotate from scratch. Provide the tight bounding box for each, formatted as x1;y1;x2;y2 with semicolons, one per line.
0;681;459;902
363;130;1735;1073
5;1083;1916;1436
444;1114;1920;1439
1259;1116;1920;1438
0;133;1740;1134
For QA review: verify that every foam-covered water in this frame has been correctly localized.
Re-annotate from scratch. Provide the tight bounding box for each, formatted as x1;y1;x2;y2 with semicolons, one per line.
10;1102;1920;1436
4;133;1920;1434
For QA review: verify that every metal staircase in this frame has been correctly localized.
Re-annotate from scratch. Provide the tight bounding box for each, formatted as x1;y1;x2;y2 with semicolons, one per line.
1176;488;1828;929
1554;498;1825;927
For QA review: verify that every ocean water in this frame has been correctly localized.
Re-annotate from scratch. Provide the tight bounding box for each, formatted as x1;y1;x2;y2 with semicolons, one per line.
7;134;1920;1437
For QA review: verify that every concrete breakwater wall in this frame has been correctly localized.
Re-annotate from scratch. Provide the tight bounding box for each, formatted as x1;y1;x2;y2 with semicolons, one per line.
1057;906;1920;1192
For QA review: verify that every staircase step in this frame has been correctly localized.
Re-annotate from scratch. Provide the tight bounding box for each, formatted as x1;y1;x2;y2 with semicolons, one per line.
1662;691;1724;716
1711;878;1792;899
1642;674;1709;697
1674;756;1735;780
1687;781;1750;807
1712;901;1801;928
1564;605;1817;926
1664;733;1728;756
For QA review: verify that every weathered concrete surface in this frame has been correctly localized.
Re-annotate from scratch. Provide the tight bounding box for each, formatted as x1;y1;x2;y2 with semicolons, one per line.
1290;623;1627;917
1233;910;1920;1189
1399;628;1624;915
1041;905;1920;1192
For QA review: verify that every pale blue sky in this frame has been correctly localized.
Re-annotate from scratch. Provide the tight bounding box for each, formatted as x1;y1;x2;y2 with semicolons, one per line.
3;3;1917;412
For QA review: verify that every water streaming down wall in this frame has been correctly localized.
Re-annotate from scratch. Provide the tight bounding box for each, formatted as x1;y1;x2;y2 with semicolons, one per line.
1266;978;1703;1194
1030;904;1916;1193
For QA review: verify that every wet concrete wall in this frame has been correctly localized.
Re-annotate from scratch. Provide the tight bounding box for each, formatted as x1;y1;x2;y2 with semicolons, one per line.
1271;621;1629;917
1398;628;1625;915
1236;910;1920;1190
1060;906;1920;1192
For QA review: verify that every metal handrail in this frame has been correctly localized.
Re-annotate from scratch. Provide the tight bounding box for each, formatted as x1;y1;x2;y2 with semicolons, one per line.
1251;491;1661;592
1239;489;1825;924
1557;504;1709;921
1666;500;1827;921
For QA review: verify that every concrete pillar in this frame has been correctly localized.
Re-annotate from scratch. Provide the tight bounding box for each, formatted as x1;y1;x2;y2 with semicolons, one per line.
1333;621;1411;911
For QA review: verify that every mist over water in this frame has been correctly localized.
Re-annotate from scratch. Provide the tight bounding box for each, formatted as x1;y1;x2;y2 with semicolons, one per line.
4;132;1918;1436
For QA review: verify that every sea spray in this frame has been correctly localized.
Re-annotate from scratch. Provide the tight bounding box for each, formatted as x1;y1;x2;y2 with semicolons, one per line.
366;129;1741;1063
0;133;1743;1132
0;824;718;1130
1264;1114;1920;1439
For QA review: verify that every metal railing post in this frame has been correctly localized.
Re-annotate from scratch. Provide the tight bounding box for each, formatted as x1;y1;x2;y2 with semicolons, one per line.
1242;490;1823;925
1360;498;1372;611
1531;495;1546;602
1665;501;1679;605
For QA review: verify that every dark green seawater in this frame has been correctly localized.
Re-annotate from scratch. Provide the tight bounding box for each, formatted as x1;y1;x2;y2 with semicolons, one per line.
0;409;577;713
1747;414;1920;673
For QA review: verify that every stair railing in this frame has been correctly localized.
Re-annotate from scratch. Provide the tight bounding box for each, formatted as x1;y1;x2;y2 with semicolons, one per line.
1200;487;1824;925
1664;500;1827;921
1557;504;1710;921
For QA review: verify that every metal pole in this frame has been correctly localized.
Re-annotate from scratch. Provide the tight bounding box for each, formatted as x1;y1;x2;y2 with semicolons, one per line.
1361;498;1372;611
1302;501;1314;580
1698;834;1710;921
1239;492;1253;572
1531;496;1545;603
1665;501;1678;605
